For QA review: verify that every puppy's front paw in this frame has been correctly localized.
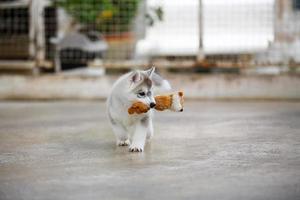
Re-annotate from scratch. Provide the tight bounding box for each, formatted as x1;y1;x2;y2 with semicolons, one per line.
129;144;144;152
116;139;130;146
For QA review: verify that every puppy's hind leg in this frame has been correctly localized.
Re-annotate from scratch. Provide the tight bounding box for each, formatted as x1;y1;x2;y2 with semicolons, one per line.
111;124;130;146
146;117;154;140
109;114;130;146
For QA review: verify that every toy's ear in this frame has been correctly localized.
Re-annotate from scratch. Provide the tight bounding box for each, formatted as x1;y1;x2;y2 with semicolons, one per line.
145;66;155;78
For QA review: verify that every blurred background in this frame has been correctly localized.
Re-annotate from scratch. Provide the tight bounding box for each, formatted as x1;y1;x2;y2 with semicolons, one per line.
0;0;299;72
0;1;300;200
0;0;299;100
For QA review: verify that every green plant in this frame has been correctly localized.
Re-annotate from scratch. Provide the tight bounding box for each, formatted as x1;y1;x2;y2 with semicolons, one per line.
57;0;139;33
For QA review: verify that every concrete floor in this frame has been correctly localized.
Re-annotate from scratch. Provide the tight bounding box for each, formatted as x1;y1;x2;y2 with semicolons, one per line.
0;101;299;200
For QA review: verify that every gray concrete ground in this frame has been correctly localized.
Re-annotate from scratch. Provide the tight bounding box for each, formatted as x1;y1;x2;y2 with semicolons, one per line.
0;101;299;200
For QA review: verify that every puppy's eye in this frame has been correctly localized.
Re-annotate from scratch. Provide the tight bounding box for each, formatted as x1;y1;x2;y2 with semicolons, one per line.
137;92;146;97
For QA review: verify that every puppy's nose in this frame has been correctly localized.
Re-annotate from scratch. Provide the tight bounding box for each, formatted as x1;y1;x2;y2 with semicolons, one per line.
180;108;183;112
150;102;156;108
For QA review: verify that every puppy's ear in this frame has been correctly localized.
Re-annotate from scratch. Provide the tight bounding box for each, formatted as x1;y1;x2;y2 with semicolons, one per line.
130;71;143;91
131;71;142;83
145;66;155;78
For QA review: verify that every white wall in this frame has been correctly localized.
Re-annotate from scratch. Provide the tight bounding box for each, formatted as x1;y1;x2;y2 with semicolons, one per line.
203;0;275;54
135;0;275;57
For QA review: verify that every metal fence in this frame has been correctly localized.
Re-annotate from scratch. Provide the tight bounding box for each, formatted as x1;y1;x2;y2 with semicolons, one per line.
0;0;299;72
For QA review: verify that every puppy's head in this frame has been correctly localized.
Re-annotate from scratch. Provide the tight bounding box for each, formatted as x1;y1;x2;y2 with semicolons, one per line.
128;67;156;109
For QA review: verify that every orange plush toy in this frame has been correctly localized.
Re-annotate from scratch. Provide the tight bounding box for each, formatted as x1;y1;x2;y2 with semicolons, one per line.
128;91;184;114
128;101;150;114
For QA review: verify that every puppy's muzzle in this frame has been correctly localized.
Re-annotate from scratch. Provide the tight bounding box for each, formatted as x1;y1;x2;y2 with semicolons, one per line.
150;102;156;108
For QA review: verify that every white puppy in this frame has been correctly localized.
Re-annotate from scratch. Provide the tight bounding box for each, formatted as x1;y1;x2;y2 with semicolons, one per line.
107;67;170;152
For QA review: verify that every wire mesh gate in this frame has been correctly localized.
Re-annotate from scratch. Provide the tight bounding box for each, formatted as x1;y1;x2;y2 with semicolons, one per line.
0;0;299;73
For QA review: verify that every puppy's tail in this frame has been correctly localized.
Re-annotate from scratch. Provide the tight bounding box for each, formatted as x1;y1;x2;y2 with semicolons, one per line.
152;72;171;94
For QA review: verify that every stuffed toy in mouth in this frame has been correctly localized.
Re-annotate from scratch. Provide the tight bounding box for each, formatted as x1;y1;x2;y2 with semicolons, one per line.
128;91;184;115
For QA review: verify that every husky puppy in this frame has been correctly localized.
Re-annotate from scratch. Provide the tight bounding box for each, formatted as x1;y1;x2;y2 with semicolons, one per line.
107;67;170;152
